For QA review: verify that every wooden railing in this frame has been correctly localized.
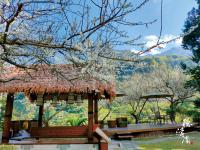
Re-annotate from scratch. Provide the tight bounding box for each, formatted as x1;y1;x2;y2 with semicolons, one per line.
30;126;88;138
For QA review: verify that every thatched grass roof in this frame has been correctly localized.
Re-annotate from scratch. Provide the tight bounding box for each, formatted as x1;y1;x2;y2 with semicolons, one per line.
0;64;115;97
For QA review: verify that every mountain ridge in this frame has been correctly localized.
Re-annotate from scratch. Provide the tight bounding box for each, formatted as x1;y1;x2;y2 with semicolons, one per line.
157;47;192;56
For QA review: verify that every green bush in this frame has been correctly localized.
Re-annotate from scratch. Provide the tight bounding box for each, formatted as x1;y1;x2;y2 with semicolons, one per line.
66;117;87;126
192;112;200;123
194;98;200;108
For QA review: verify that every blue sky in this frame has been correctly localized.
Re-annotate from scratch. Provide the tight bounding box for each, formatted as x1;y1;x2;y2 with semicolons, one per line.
120;0;198;54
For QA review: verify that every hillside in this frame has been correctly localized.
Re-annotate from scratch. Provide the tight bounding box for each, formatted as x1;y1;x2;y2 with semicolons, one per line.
158;47;192;56
116;52;193;80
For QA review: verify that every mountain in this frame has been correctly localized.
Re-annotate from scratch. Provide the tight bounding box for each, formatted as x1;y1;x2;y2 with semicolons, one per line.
115;48;194;80
158;47;192;56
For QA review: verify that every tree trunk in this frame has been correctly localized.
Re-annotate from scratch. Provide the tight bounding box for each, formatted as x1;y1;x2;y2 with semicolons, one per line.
169;102;177;123
131;113;139;124
101;108;111;123
170;111;176;123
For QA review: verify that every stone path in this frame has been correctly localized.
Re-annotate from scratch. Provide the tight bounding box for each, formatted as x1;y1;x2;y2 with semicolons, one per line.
109;140;140;150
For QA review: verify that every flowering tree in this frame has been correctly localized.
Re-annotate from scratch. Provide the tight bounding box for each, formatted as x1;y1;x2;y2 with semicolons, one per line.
150;65;195;122
1;0;198;83
0;0;155;80
118;73;153;124
118;64;195;123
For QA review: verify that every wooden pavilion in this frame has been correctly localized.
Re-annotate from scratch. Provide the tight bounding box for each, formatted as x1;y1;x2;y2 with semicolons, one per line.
140;93;173;124
0;64;115;150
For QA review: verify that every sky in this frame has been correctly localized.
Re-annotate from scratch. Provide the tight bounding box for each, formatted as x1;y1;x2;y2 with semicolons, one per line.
120;0;198;54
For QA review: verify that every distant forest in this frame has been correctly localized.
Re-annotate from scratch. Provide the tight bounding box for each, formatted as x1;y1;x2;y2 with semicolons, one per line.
117;54;193;80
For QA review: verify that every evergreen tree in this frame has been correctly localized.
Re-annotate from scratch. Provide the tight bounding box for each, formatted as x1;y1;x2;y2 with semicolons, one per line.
182;0;200;91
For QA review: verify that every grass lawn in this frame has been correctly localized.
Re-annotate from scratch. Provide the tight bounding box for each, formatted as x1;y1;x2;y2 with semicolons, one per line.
136;132;200;150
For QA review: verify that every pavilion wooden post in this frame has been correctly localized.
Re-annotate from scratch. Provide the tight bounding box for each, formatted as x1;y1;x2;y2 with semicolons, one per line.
38;105;44;127
94;97;98;124
88;93;94;142
2;93;14;144
37;94;44;127
100;141;108;150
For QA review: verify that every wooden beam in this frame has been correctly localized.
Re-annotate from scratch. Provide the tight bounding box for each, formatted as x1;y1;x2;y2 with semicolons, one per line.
31;126;88;138
94;98;98;124
88;93;94;142
43;93;88;101
2;93;14;144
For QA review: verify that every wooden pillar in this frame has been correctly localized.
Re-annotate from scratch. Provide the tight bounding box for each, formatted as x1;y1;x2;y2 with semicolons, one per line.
38;104;44;127
99;141;108;150
88;93;94;142
94;98;98;124
37;94;44;127
2;93;14;144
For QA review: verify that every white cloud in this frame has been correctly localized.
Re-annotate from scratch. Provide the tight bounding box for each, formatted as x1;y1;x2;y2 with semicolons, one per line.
162;35;182;47
131;34;182;56
175;37;183;46
147;49;161;55
144;35;165;54
131;49;140;54
145;35;160;48
145;35;158;41
131;49;146;56
163;34;176;41
142;34;182;55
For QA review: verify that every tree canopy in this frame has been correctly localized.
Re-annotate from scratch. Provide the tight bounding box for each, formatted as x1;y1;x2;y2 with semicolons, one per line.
0;0;161;83
182;0;200;91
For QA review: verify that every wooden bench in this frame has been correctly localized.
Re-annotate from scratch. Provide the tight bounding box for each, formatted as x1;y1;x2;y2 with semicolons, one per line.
11;120;38;135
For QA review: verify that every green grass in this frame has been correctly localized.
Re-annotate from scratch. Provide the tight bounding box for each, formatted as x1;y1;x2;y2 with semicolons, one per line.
0;145;17;150
137;132;200;150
